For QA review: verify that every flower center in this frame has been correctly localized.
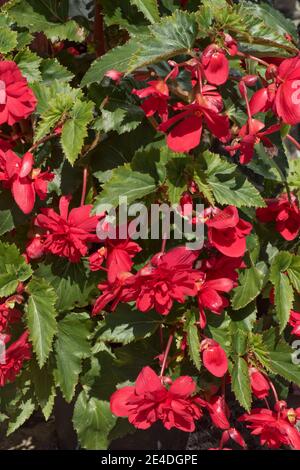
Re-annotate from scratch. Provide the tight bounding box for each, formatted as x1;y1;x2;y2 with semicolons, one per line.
0;80;6;105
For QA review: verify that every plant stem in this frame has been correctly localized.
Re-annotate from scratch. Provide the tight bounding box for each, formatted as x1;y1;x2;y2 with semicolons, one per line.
286;133;300;151
160;333;174;377
94;1;105;58
28;133;57;153
80;168;88;206
269;381;279;404
237;51;269;67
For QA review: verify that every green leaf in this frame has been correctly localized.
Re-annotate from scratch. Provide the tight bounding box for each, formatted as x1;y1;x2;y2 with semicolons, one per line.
130;0;160;24
270;252;294;332
231;357;252;412
34;258;97;312
93;164;156;211
192;164;215;205
7;398;35;436
128;10;198;72
232;262;267;310
165;157;188;205
81;39;140;87
230;321;249;355
267;352;300;386
97;305;161;345
202;151;265;208
8;0;86;42
82;11;198;86
25;277;58;368
184;310;201;370
0;209;14;236
30;359;56;420
94;108;142;135
61;100;94;165
40;58;74;84
73;391;116;450
34;87;81;141
14;48;42;83
0;27;17;54
253;331;300;386
0;242;32;297
287;255;300;293
233;1;298;56
54;313;91;402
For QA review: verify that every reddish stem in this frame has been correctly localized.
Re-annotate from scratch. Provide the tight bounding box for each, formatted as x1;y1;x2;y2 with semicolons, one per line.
94;1;105;58
80;168;88;206
237;51;269;67
286;133;300;151
161;236;167;253
269;381;279;404
160;333;174;377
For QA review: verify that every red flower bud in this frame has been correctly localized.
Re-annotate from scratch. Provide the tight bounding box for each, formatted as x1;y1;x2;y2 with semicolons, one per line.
201;338;228;377
249;367;270;399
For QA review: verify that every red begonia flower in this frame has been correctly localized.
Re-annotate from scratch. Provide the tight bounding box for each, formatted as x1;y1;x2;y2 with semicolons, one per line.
0;150;54;214
106;238;142;283
92;272;138;315
201;338;228;377
134;246;199;315
256;193;300;241
26;234;45;260
34;195;101;262
197;395;230;430
289;310;300;336
201;44;229;86
239;407;300;450
274;55;300;125
110;366;203;432
0;138;13;152
88;247;107;271
206;206;252;257
105;69;124;84
0;302;21;333
0;331;31;387
196;254;244;327
225;119;280;164
133;80;169;121
249;367;270;400
158;86;230;153
0;61;37;125
249;84;276;116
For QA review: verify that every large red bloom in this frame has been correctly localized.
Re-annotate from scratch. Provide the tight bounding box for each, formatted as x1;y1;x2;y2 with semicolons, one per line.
92;272;138;315
34;196;100;262
206;206;252;257
274;55;300;125
134;246;199;315
0;61;37;125
0;331;31;387
159;86;230;153
0;150;54;214
256;193;300;241
239;407;300;450
110;366;203;432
